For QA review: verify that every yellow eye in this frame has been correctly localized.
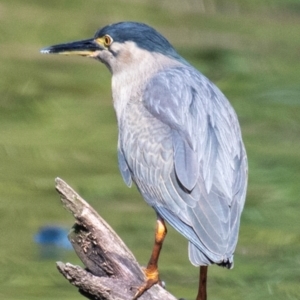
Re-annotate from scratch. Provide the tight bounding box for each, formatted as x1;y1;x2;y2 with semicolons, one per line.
103;35;113;47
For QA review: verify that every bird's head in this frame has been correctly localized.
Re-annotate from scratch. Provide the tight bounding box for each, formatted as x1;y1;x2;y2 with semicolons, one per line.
41;22;183;74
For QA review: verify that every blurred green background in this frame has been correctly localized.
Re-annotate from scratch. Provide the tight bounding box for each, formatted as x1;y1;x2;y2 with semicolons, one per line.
1;0;300;299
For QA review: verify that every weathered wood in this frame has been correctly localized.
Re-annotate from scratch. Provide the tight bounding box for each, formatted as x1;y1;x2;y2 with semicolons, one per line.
55;177;178;300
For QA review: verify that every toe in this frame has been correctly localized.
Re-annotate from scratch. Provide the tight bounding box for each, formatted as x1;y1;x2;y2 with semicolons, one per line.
131;267;160;299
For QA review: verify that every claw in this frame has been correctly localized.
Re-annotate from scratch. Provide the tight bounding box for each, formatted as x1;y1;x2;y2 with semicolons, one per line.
132;267;160;299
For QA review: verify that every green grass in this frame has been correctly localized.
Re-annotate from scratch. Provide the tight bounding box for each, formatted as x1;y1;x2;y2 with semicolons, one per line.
1;0;300;299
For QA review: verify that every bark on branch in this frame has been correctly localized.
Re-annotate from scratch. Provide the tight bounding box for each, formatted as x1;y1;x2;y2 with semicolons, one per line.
55;177;178;300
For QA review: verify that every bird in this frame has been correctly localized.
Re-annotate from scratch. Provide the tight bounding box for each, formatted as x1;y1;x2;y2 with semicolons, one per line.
41;21;248;300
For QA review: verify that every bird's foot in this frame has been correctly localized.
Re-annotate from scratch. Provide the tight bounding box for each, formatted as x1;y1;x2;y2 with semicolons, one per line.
132;267;161;300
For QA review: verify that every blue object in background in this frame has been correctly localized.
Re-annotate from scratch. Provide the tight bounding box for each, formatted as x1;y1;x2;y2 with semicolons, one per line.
34;225;72;250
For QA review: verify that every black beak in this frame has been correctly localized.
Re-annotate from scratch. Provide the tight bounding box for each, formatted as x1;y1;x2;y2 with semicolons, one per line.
40;38;103;56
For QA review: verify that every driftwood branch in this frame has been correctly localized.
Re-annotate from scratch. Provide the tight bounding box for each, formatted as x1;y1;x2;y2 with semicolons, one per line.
55;177;178;300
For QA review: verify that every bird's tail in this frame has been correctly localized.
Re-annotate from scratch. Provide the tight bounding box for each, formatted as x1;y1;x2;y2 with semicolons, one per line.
188;242;233;269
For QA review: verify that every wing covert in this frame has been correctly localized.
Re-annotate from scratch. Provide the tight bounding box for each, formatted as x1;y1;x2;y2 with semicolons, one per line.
141;66;247;264
143;66;244;197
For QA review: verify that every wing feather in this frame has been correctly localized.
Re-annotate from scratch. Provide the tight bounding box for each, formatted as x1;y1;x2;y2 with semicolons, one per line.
119;65;247;266
117;147;132;187
143;66;247;265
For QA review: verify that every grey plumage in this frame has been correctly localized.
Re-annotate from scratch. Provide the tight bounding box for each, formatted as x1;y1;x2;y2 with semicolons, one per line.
118;65;247;268
41;21;247;270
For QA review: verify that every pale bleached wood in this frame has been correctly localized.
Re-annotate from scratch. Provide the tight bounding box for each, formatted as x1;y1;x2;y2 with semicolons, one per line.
55;177;178;300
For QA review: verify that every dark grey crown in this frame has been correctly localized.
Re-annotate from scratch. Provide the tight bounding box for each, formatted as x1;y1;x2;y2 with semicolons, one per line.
95;22;183;61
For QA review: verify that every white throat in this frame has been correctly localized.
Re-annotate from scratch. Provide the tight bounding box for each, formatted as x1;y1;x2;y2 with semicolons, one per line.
110;42;180;121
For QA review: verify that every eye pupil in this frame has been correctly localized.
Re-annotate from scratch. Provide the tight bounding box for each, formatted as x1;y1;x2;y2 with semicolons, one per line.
105;36;111;46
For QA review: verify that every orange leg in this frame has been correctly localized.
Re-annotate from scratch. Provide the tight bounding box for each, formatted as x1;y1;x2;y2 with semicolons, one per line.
196;266;208;300
133;216;167;299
